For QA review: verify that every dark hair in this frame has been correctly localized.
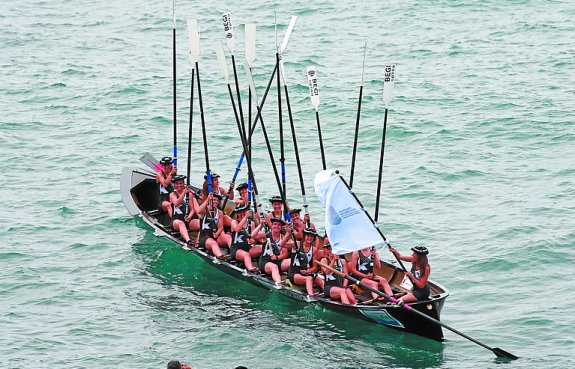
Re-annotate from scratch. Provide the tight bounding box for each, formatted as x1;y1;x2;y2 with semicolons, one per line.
167;361;181;369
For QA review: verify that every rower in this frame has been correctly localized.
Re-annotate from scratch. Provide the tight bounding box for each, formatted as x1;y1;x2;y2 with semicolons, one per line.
156;156;176;217
169;174;197;247
264;195;287;229
320;242;357;305
287;227;324;297
234;182;249;207
288;208;314;240
229;204;261;273
349;247;394;300
256;217;291;285
197;193;230;259
389;245;431;303
201;172;232;203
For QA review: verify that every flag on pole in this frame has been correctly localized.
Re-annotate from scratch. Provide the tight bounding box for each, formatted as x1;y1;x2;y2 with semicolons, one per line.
314;170;384;255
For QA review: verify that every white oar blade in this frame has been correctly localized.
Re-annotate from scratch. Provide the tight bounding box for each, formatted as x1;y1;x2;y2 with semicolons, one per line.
245;23;256;67
187;18;200;63
280;16;297;54
222;12;235;54
244;64;259;104
306;66;320;111
215;41;229;83
383;64;396;108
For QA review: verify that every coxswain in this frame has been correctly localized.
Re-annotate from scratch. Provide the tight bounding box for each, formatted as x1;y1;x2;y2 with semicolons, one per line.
320;242;357;305
169;175;197;247
156;156;176;217
388;245;431;303
287;228;324;297
256;217;291;285
229;204;261;273
197;193;231;259
349;247;394;300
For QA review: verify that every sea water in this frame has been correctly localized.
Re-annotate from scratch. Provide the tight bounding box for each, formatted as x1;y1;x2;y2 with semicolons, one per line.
1;0;574;368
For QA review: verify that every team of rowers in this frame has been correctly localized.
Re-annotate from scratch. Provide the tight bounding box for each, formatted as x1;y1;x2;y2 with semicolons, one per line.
156;156;431;305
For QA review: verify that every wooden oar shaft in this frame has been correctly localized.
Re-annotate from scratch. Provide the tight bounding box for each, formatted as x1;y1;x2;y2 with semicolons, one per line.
315;260;518;360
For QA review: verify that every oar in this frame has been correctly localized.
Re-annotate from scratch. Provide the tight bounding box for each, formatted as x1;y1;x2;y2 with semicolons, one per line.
185;19;197;185
374;64;395;223
187;18;212;193
215;40;254;209
315;260;518;360
171;1;178;167
349;42;367;188
274;13;288;219
244;59;284;209
279;17;310;224
245;23;256;207
306;66;327;170
222;12;248;145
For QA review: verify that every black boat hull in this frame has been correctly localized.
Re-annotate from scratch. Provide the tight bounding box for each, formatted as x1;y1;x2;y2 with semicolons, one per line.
121;166;449;341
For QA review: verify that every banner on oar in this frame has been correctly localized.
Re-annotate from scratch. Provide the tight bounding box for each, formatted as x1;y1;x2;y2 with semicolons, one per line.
314;170;384;254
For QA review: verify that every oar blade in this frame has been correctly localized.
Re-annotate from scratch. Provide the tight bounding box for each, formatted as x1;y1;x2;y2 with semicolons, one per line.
492;347;519;360
244;64;259;104
215;40;230;83
222;11;235;53
280;16;297;54
245;23;256;67
383;64;396;108
306;66;320;111
187;18;200;63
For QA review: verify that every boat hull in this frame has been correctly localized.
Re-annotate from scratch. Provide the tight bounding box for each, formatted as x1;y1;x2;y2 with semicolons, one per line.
121;166;449;342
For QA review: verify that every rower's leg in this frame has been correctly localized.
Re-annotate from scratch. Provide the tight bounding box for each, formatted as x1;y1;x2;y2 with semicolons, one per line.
265;263;281;283
173;220;190;242
346;288;357;305
162;201;172;218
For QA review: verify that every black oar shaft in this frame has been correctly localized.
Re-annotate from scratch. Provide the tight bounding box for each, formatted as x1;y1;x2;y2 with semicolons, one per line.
349;84;363;188
276;53;288;219
284;84;306;208
172;27;178;167
374;108;389;223
315;260;517;360
195;62;211;189
335;172;407;271
315;110;327;170
231;55;247;143
186;71;195;185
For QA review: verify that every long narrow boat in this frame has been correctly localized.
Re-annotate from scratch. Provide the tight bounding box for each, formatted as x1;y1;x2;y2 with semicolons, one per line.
121;162;450;341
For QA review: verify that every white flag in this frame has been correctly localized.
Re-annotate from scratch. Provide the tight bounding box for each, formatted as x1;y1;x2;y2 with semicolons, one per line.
314;171;384;255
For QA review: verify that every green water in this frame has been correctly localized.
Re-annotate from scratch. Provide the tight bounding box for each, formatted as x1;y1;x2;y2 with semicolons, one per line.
1;0;574;368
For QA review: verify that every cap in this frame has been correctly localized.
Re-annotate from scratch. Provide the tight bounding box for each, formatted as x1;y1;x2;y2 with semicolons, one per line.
288;208;301;215
270;217;286;225
160;156;173;165
204;172;221;179
269;195;283;203
236;182;248;191
172;174;186;183
211;193;223;200
411;245;429;255
233;203;249;213
302;227;318;237
323;242;332;249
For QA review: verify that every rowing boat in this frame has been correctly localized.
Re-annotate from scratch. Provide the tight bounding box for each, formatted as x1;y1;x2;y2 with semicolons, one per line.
120;159;449;341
